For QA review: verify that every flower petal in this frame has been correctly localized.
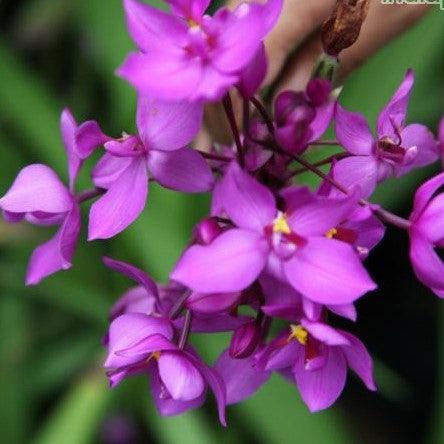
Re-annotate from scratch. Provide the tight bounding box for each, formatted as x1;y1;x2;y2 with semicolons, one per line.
411;172;444;222
171;228;268;293
75;120;112;159
147;147;214;193
284;238;376;305
186;291;241;314
301;319;350;346
60;108;82;190
109;286;156;320
237;43;267;98
88;157;148;240
92;153;132;189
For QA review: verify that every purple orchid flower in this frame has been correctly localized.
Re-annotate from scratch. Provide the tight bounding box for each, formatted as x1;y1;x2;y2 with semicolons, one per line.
117;0;282;101
274;79;335;153
172;162;376;305
76;96;213;240
408;172;444;297
0;109;82;285
333;70;438;198
255;319;376;412
104;313;227;424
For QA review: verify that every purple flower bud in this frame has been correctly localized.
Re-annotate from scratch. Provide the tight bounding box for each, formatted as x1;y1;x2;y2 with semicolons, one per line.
229;320;261;359
306;79;332;107
193;217;223;245
274;91;315;127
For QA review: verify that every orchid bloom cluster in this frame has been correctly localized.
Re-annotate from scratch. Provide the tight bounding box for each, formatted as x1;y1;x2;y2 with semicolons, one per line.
3;0;444;424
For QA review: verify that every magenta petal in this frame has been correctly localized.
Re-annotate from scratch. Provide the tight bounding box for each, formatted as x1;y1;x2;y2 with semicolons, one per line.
334;104;374;155
327;304;357;322
92;153;132;189
301;320;350;346
215;349;270;404
180;313;251;333
332;156;378;199
0;164;72;214
171;228;268;293
377;69;414;139
309;101;335;143
137;96;203;151
220;162;276;231
409;229;444;293
103;256;158;299
284;238;376;305
339;331;376;391
237;43;267;98
110;286;156;320
26;204;80;285
104;136;143;157
123;0;187;51
186;291;241;314
410;172;444;222
75;120;112;159
147;147;213;192
266;340;302;371
149;367;205;416
417;194;444;244
167;0;210;20
88;157;148;240
158;352;205;401
60;108;82;190
293;346;347;412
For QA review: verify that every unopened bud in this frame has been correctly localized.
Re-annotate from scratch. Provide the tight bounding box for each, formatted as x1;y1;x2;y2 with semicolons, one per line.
193;217;222;245
229;321;261;359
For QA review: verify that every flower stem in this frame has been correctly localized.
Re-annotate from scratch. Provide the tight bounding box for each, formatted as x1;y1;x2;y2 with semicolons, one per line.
178;309;192;350
249;96;275;135
223;93;244;168
287;152;349;178
169;290;191;320
196;150;231;162
76;187;104;203
309;139;340;146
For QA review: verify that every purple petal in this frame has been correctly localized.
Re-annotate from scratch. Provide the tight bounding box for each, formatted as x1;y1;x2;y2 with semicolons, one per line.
26;204;80;285
0;164;72;214
103;256;159;299
105;314;173;368
60;109;82;190
327;304;357;322
109;286;156;320
158;351;205;401
293;345;347;412
137;96;203;151
92;153;132;189
410;172;444;222
301;320;350;346
215;349;270;404
409;229;444;295
180;313;252;333
167;0;210;20
339;331;376;391
237;43;267;98
334;103;374;155
88;157;148;240
75;120;112;159
332;156;378;199
171;228;268;293
377;69;414;139
265;340;302;371
104;136;143;157
149;367;205;416
219;162;276;231
284;238;376;305
417;194;444;244
147;147;213;192
186;291;241;314
309;101;335;142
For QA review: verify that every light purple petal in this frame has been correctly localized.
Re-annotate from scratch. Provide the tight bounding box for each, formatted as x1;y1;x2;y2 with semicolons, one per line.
410;172;444;222
26;203;80;285
137;96;203;151
215;349;270;404
417;194;444;244
284;238;376;305
327;304;357;322
109;286;156;320
92;153;132;189
179;313;252;333
334;103;374;155
301;320;350;346
104;136;143;158
332;156;378;199
339;331;376;390
0;164;72;214
186;291;241;314
219;162;276;231
171;228;268;293
60;108;82;190
88;157;148;240
147;147;213;193
75;120;112;159
377;69;414;138
265;340;302;371
103;256;159;299
293;345;347;412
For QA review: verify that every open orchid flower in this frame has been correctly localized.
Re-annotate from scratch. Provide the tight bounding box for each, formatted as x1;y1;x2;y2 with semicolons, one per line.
333;70;438;198
0;109;82;285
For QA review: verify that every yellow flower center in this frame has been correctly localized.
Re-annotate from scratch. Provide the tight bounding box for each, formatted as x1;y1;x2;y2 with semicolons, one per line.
288;324;308;346
188;19;199;28
146;351;161;364
273;214;291;235
325;227;338;239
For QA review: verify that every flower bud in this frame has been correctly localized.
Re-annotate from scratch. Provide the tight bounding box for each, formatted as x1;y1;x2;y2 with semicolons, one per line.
193;217;223;245
229;321;261;359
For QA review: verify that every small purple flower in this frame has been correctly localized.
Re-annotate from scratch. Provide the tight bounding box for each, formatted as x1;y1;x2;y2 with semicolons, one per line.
333;70;438;198
104;313;227;424
172;162;376;305
117;0;282;101
256;319;376;412
274;79;335;153
408;172;444;297
0;109;82;285
76;96;213;240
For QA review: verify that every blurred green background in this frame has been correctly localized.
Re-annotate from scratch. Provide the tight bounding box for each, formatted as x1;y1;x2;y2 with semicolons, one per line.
0;1;444;443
